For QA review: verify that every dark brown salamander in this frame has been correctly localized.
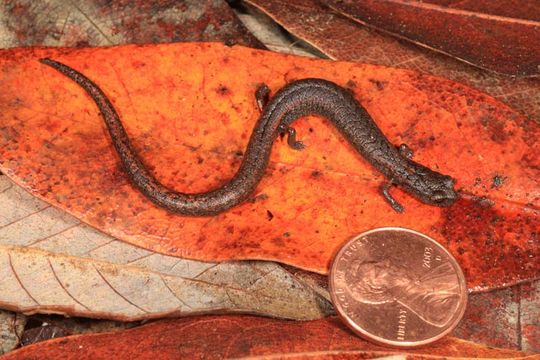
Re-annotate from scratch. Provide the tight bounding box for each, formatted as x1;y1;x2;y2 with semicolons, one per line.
40;58;457;215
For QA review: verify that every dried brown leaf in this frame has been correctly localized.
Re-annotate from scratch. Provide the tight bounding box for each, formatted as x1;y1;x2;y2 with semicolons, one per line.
0;243;332;321
2;315;533;359
19;314;135;347
454;282;540;352
0;310;25;355
324;0;540;76
0;175;332;321
0;0;263;49
244;0;540;121
519;282;540;351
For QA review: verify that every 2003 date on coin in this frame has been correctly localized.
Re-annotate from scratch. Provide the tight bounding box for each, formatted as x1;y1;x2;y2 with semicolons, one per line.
330;227;468;348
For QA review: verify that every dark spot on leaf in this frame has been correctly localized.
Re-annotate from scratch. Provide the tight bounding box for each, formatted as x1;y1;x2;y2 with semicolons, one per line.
492;174;505;189
480;115;509;143
369;79;387;91
266;210;274;221
345;79;356;89
216;85;231;96
474;177;482;186
271;237;285;247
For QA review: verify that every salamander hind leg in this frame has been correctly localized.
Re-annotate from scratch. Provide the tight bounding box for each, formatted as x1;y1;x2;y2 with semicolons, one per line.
380;181;405;213
255;83;271;112
278;124;305;150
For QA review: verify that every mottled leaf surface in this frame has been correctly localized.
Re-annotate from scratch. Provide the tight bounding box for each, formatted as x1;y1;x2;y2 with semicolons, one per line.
0;43;538;290
0;0;263;49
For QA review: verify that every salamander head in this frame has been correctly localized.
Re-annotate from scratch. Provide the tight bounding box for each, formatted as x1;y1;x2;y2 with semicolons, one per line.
404;165;458;207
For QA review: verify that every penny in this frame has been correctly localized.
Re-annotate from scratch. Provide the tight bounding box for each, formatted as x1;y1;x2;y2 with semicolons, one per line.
330;227;468;348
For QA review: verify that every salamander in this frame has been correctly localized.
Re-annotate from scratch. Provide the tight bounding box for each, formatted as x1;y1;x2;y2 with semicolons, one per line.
40;58;457;215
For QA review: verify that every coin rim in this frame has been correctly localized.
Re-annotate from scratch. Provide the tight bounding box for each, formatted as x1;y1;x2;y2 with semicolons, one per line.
329;227;468;348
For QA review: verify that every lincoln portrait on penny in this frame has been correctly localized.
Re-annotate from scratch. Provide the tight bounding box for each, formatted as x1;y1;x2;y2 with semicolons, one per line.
345;257;462;327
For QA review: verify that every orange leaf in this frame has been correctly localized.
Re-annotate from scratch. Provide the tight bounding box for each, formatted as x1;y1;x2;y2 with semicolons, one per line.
0;43;538;290
1;315;531;359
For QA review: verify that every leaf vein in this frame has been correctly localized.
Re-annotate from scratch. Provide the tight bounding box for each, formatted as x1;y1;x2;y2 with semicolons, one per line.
48;258;91;311
27;223;80;246
93;264;149;314
0;204;51;230
8;253;38;305
159;275;193;310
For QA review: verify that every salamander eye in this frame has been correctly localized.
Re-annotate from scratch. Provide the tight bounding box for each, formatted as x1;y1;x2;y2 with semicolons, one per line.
416;167;427;176
432;190;448;203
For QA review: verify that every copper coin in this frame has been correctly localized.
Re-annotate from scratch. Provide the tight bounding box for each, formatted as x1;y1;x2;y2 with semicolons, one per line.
330;227;468;348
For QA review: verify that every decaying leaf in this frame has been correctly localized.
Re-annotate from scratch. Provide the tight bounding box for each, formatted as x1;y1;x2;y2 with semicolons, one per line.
0;43;538;291
323;0;540;77
518;281;540;351
454;282;540;352
244;0;540;121
234;5;317;58
0;175;332;321
0;310;25;355
19;314;135;347
2;244;330;321
1;315;533;359
20;324;69;347
0;0;263;49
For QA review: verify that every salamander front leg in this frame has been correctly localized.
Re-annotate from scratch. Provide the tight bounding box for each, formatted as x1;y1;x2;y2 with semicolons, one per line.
398;143;413;159
380;181;404;213
278;124;305;150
